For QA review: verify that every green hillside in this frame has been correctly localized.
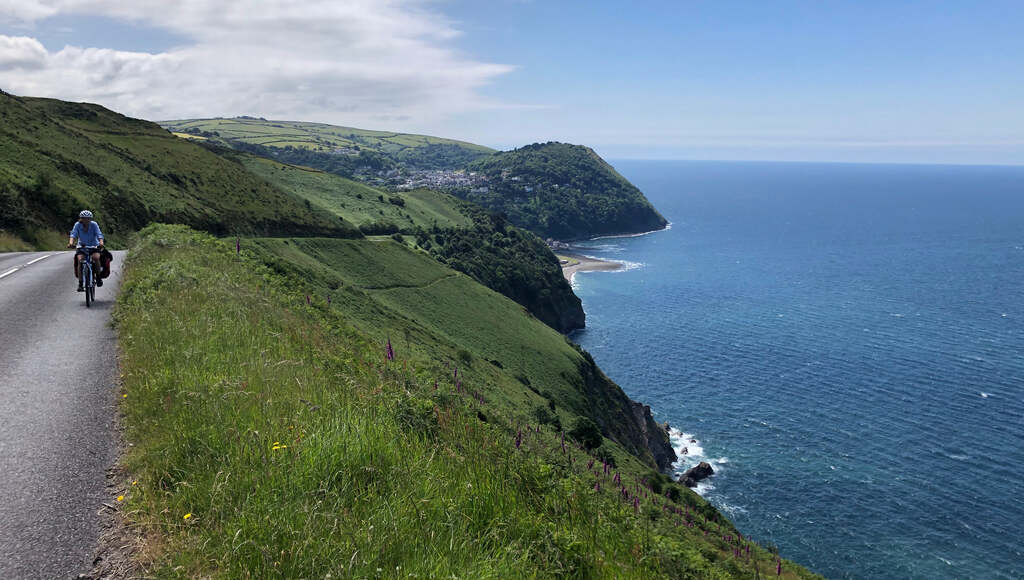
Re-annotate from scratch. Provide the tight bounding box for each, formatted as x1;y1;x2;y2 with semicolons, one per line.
239;155;474;232
464;142;669;240
161;117;495;171
0;93;357;249
250;235;649;462
114;224;820;579
160;118;668;242
239;154;585;332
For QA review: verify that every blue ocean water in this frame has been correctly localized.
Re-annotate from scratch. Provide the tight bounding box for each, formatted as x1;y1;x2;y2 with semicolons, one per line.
570;160;1024;579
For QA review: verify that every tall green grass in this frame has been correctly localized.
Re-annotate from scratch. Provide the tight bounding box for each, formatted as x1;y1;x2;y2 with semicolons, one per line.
114;225;819;578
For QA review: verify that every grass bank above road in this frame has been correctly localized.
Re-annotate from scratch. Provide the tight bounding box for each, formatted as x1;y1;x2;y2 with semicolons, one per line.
113;224;819;578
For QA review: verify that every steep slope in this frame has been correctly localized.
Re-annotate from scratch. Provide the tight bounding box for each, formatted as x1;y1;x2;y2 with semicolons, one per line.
240;154;585;333
0;93;358;248
113;224;821;578
251;236;653;464
464;142;669;240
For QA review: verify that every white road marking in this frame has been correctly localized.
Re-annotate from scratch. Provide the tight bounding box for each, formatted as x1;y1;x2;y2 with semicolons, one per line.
0;267;19;279
26;254;52;266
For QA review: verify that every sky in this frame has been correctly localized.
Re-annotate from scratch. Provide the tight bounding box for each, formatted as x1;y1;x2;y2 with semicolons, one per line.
1;0;1021;165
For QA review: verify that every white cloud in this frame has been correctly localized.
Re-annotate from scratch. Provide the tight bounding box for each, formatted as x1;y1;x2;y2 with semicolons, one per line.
0;0;56;24
0;35;48;69
0;0;516;127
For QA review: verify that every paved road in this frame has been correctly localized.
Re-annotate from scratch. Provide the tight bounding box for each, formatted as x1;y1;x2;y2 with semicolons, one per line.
0;250;124;579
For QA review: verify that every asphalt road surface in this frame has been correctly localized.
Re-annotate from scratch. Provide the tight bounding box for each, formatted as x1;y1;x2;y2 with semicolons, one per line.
0;250;125;579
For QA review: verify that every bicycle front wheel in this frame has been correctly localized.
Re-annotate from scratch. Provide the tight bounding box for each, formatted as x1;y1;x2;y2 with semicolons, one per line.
84;265;92;308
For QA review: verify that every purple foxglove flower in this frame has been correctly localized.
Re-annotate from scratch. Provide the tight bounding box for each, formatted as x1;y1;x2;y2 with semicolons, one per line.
587;459;595;470
327;295;332;305
306;294;311;305
594;481;599;492
236;237;240;253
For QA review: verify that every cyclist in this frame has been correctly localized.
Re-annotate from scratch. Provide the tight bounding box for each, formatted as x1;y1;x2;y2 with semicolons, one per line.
67;210;105;291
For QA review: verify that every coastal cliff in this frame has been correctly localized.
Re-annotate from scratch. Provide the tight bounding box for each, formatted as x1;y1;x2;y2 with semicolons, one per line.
7;93;818;578
573;349;677;470
462;142;669;240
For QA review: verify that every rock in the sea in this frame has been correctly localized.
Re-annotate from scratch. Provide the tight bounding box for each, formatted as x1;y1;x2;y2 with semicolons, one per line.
680;476;698;488
682;461;714;485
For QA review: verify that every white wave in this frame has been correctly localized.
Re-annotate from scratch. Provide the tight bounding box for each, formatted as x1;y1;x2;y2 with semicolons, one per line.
611;259;644;272
716;500;748;515
694;480;715;496
714;457;730;465
588;222;672;240
980;392;992;398
669;428;706;467
946;454;970;461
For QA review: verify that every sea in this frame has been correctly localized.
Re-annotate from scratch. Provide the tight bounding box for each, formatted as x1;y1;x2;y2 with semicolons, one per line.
569;160;1024;580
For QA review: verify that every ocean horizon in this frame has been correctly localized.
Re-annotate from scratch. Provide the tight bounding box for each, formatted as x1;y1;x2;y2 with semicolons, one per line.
570;159;1024;579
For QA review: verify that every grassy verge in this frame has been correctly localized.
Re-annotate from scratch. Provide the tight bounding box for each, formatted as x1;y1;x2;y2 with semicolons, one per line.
114;224;819;578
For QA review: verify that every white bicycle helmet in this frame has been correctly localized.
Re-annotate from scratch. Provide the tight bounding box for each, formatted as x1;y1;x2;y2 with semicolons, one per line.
79;210;94;218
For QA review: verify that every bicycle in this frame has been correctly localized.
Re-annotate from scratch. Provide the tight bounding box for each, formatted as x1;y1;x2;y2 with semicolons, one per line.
75;245;100;307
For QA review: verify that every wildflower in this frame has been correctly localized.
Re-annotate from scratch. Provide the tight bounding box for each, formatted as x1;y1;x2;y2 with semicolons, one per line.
777;561;782;576
131;480;138;486
122;393;127;398
594;481;600;492
385;338;394;361
587;459;595;470
327;295;332;305
184;513;192;520
633;497;640;513
236;237;240;253
305;294;311;305
433;379;438;391
116;495;124;502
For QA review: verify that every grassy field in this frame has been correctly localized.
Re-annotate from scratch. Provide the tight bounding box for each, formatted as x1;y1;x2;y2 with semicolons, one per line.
240;156;474;231
0;94;358;248
114;224;820;578
162;117;493;158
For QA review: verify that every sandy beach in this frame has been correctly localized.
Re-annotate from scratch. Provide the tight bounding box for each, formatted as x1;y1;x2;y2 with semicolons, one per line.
558;253;622;282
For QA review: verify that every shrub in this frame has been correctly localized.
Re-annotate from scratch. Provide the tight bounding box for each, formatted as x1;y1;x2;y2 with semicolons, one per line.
593;445;617;468
569;416;602;450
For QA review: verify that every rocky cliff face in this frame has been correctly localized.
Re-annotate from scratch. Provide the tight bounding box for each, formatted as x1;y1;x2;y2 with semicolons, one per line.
630;401;677;471
573;350;678;470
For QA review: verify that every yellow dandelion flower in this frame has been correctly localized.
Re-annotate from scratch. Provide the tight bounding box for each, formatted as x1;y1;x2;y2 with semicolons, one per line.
122;394;128;398
116;495;124;502
131;480;138;486
183;513;192;520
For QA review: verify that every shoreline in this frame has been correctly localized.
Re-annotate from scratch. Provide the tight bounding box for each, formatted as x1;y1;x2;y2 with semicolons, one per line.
559;253;622;282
